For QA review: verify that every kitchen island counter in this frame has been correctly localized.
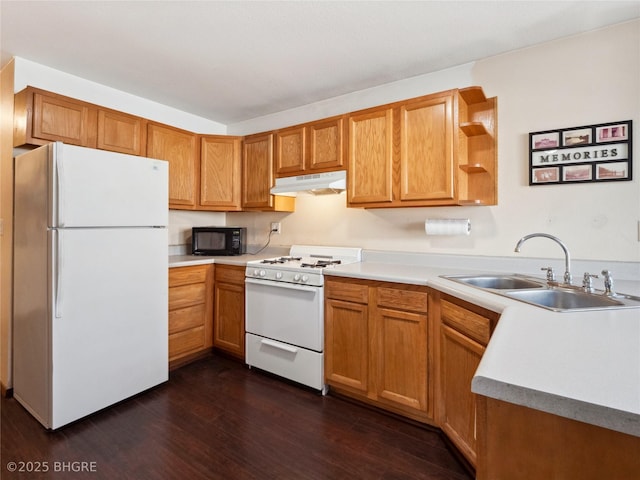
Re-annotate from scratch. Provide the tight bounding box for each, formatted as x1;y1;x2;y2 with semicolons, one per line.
325;260;640;438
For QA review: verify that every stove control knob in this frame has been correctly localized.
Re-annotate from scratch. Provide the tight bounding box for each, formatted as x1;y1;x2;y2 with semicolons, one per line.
301;275;309;283
259;270;266;277
252;269;260;277
293;274;301;282
275;272;283;280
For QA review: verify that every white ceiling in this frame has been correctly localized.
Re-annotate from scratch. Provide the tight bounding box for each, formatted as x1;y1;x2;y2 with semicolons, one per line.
2;1;639;125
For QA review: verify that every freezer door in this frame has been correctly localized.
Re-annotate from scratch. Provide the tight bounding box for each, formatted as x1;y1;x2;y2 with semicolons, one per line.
51;142;168;227
50;227;168;429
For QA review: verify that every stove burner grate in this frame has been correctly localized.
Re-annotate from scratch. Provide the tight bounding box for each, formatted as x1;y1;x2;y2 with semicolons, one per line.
260;256;302;264
300;260;342;268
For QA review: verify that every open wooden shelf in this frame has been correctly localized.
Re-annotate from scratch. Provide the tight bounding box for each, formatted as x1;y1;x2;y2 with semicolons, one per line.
459;164;488;174
460;122;490;137
459;86;487;105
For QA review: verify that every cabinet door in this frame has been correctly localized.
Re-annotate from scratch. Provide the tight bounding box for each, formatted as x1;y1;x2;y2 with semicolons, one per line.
347;107;394;205
147;123;198;208
32;91;97;147
440;323;485;467
374;286;429;415
275;126;306;176
400;94;454;202
242;133;275;209
97;109;145;156
308;116;345;171
213;265;245;359
200;136;242;210
325;298;369;393
374;307;428;412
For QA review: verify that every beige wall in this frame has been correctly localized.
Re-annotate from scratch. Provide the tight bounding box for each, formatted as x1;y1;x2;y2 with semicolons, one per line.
1;59;15;393
228;20;640;263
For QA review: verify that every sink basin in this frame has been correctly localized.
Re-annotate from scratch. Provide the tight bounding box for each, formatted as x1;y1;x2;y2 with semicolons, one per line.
442;273;640;311
504;288;626;311
446;274;544;290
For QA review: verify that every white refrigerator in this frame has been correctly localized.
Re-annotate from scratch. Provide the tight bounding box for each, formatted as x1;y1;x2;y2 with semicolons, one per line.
13;142;169;429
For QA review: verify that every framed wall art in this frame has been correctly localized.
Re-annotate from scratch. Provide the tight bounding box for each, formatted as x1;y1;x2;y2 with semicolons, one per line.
529;120;632;186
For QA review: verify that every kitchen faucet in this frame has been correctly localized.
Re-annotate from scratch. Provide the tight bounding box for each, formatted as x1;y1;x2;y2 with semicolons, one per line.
514;233;572;285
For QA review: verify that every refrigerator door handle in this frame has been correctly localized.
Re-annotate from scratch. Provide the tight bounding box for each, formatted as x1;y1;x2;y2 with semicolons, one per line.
54;229;63;318
54;150;65;227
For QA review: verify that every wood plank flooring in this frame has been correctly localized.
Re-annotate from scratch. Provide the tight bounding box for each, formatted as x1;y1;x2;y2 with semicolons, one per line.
1;354;472;480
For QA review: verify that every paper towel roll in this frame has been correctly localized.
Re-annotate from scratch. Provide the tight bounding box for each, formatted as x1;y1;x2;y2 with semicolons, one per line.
424;218;471;236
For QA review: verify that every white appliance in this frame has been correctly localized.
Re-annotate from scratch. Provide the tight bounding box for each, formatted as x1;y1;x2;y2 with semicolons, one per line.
245;245;362;393
269;170;346;196
13;142;169;430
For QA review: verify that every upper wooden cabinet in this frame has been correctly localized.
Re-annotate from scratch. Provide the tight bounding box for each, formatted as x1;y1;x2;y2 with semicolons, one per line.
308;116;346;172
200;135;242;211
275;115;346;177
97;109;146;156
14;87;98;148
275;126;306;176
242;133;295;212
14;86;148;157
400;94;454;202
147;122;199;209
347;106;394;205
347;87;497;208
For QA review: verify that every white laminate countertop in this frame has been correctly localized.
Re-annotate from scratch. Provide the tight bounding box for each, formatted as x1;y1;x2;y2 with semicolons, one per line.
168;252;640;437
325;261;640;438
168;252;283;268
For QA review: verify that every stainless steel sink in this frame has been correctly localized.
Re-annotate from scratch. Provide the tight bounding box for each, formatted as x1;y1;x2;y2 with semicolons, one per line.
445;274;545;290
442;274;640;312
504;288;627;311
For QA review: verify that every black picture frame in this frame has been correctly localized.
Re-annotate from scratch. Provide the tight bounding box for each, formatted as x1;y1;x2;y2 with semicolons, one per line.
529;120;632;186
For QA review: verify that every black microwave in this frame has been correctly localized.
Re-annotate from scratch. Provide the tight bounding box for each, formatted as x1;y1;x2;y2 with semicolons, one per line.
191;227;247;256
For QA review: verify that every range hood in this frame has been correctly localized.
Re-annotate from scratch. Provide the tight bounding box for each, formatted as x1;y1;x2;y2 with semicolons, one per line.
270;170;346;196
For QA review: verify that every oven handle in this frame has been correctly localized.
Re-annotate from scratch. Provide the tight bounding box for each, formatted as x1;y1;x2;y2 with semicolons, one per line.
245;277;320;293
260;338;299;354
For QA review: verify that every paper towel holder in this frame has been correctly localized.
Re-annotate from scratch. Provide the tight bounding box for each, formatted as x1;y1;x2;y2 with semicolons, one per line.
424;218;471;236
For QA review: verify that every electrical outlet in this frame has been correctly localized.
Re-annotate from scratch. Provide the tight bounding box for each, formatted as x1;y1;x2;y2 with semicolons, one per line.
271;222;281;234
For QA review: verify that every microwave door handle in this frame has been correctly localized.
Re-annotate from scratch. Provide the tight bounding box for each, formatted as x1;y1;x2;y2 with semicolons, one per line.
245;277;319;293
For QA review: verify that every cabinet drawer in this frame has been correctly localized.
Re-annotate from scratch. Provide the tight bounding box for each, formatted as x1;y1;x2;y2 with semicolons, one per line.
169;304;206;334
377;287;428;313
169;283;207;310
325;280;369;303
441;299;491;345
169;326;206;358
169;265;210;287
215;265;245;284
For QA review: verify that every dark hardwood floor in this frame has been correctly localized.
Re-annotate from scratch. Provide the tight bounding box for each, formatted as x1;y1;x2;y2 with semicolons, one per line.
2;354;472;480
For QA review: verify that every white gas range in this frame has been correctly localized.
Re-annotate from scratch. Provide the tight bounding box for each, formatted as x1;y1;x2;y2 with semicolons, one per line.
244;245;362;393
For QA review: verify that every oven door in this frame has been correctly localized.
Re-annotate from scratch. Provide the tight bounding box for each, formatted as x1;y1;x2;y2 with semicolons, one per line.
245;278;323;351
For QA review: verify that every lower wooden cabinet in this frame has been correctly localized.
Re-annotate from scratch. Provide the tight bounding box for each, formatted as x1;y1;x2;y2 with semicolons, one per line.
325;277;432;422
476;396;640;480
436;293;499;468
168;265;214;366
213;264;245;359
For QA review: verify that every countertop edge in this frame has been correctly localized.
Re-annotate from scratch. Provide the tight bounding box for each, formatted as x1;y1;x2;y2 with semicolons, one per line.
472;376;640;437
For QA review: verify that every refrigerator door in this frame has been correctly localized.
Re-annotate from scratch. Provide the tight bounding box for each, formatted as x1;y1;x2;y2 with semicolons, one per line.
50;142;168;228
50;227;168;429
